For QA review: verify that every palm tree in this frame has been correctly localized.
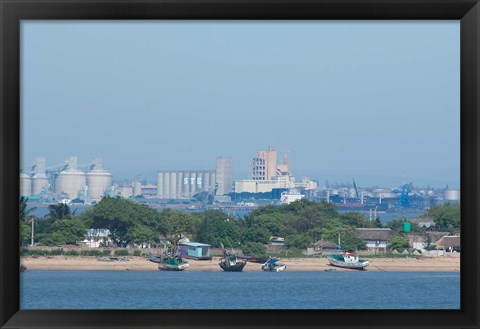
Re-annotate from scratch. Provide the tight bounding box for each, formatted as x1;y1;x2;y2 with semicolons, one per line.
19;196;36;221
46;203;76;220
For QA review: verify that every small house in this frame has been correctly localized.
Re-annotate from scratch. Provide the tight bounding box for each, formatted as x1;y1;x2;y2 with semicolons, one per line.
355;228;395;252
314;239;338;252
83;229;111;248
435;236;461;252
179;242;212;260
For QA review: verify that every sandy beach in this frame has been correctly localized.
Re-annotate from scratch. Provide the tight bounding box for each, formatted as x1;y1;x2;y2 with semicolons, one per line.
20;255;460;272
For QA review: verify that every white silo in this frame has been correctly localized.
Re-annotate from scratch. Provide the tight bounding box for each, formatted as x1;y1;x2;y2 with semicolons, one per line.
203;172;210;191
443;189;460;202
157;172;164;199
133;180;142;197
170;173;177;198
20;173;32;196
31;157;49;196
184;172;190;196
164;172;171;199
177;172;184;198
55;157;86;200
86;158;113;202
190;172;197;195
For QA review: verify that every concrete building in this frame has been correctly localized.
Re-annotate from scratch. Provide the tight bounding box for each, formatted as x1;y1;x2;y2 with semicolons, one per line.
215;156;233;195
157;170;215;199
250;146;277;180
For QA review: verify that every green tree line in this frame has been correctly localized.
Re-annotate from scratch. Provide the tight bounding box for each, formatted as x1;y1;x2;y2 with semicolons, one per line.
19;197;460;256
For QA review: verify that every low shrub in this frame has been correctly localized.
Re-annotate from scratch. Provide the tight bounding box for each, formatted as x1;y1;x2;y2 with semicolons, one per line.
101;249;111;256
132;250;142;257
64;250;79;256
49;249;64;256
80;249;103;257
114;249;129;256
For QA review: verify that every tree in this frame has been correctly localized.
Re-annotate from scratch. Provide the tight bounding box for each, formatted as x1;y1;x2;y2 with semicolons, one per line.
241;226;270;244
422;235;436;251
159;209;194;246
19;196;36;221
46;203;75;220
425;204;460;233
241;242;267;257
81;197;160;247
388;236;410;250
37;219;87;246
193;210;240;247
20;222;31;245
285;233;313;250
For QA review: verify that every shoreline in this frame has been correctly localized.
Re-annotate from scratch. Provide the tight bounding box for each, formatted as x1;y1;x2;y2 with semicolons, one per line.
20;255;460;272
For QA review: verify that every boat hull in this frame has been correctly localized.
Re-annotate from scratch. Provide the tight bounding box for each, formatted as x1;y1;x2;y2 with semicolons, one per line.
158;262;189;271
327;257;369;270
262;264;286;272
219;261;246;272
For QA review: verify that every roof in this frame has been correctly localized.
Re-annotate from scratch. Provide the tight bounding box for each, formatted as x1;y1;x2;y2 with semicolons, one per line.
180;242;211;248
435;236;460;248
427;232;450;244
355;228;395;241
314;239;338;248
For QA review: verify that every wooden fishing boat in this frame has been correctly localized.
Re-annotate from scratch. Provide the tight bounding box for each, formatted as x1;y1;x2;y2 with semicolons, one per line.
327;252;369;270
219;244;246;272
158;246;189;271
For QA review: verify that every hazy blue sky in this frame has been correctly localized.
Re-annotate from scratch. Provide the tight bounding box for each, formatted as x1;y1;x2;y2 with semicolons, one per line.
21;21;460;188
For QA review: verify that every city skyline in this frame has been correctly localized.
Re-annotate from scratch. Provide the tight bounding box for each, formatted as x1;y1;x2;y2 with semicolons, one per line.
21;21;460;188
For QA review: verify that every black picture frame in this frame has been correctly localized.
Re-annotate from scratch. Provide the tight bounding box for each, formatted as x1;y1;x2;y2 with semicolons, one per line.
1;0;479;328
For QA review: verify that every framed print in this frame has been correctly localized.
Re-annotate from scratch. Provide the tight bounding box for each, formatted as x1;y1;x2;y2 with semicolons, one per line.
1;0;479;328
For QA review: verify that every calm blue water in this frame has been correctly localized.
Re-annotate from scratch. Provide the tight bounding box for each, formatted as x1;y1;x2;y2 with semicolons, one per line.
20;271;459;310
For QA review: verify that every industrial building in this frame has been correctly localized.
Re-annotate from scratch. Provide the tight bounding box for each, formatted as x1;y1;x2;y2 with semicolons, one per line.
20;157;113;203
235;147;317;193
250;146;277;180
215;156;233;195
157;170;216;199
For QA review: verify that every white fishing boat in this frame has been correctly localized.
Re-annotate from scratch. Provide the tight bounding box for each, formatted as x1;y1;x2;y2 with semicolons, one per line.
327;252;369;270
261;258;286;272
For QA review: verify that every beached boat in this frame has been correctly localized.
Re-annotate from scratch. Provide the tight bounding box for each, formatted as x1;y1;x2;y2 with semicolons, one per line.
158;247;189;271
219;246;246;272
327;252;369;270
148;254;161;263
261;258;286;272
238;255;269;263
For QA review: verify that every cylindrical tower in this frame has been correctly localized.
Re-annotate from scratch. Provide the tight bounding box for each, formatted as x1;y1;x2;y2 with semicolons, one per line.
31;157;49;196
133;180;142;197
443;189;460;202
190;172;197;195
20;173;33;196
86;171;112;202
157;172;164;199
170;172;177;199
164;172;171;199
177;172;184;198
55;170;87;199
184;172;190;197
203;172;210;191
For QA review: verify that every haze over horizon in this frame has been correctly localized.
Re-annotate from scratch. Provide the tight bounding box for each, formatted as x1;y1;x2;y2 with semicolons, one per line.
21;21;460;189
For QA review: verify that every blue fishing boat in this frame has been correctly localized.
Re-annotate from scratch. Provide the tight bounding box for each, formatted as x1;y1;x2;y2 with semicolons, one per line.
261;258;286;272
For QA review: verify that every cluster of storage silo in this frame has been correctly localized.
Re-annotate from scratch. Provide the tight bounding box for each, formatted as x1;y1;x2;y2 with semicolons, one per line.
20;157;112;203
20;157;50;197
157;170;216;199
